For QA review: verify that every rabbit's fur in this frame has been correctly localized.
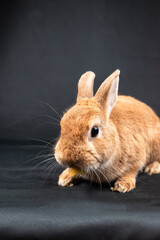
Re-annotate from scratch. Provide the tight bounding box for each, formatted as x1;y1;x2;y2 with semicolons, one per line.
55;70;160;192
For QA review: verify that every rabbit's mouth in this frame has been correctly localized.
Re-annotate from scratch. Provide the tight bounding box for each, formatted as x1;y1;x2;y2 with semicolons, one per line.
55;143;101;172
66;159;98;175
73;161;100;174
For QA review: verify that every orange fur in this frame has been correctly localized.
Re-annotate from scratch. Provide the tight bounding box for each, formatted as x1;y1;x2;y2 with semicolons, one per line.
55;70;160;192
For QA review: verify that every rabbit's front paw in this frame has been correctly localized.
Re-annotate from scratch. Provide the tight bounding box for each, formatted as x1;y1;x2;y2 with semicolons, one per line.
58;166;83;187
58;168;74;187
111;176;136;193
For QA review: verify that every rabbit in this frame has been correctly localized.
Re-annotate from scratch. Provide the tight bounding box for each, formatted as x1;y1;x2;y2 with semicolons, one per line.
54;69;160;192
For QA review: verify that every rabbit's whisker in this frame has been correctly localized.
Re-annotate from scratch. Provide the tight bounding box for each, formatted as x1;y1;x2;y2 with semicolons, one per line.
40;100;61;119
92;169;102;191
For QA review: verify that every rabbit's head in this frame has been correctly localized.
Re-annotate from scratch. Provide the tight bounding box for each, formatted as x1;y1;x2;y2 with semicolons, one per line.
55;70;120;173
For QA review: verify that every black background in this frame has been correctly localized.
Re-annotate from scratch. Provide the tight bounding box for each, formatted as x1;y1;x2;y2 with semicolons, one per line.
0;0;160;142
0;1;160;239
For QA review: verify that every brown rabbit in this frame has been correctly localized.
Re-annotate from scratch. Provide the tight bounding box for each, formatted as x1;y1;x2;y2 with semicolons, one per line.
54;70;160;192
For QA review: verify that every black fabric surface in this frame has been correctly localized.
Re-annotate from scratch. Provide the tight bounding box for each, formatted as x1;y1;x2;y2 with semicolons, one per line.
0;145;160;240
0;1;160;239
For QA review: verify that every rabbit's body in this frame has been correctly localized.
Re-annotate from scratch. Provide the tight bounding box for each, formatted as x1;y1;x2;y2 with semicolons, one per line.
55;70;160;192
93;95;160;183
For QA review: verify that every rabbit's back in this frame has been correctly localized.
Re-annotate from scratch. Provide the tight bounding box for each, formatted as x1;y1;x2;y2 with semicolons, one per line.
111;95;159;130
111;95;160;164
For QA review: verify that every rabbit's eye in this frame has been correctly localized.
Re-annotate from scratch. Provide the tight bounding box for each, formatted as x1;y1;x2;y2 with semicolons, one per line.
91;126;99;138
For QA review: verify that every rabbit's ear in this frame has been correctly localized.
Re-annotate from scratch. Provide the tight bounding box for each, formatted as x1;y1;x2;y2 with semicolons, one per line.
77;71;95;103
95;69;120;119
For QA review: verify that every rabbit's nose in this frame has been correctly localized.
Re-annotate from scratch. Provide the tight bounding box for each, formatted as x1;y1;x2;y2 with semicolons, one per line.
54;151;63;164
55;150;71;166
60;149;78;166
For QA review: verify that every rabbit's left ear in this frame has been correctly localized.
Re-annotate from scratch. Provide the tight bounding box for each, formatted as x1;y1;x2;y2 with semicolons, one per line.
77;71;95;103
95;70;120;119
